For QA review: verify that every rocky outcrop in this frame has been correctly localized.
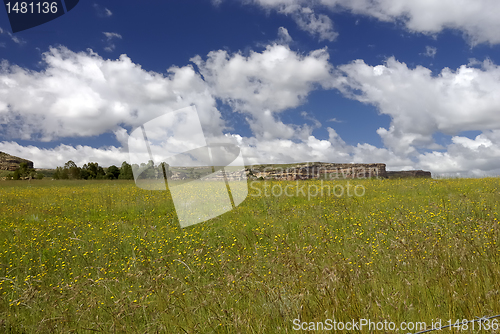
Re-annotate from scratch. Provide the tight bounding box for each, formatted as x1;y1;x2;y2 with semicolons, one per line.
246;163;433;180
148;162;432;181
0;151;34;171
247;162;387;180
386;170;432;179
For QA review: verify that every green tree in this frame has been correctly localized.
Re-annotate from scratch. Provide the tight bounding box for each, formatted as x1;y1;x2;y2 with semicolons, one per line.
64;161;77;169
80;169;90;180
82;162;105;179
52;166;68;179
95;166;106;179
138;160;157;179
59;167;69;179
106;165;120;179
52;168;60;180
118;161;134;180
12;169;20;180
19;162;28;172
64;160;81;179
9;162;37;180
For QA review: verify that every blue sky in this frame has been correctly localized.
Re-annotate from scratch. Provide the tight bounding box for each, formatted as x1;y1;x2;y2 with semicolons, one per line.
1;0;500;176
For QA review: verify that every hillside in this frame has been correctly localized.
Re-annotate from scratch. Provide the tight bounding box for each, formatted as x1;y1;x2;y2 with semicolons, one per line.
0;151;34;171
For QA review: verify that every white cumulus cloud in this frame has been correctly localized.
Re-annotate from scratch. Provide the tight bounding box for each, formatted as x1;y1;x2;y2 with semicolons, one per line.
191;42;334;140
0;46;225;142
335;57;500;156
241;0;500;45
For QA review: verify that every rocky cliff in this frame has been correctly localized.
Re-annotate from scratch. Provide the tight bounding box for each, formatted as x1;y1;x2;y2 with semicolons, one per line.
169;162;432;181
0;151;34;171
115;162;432;181
248;162;387;180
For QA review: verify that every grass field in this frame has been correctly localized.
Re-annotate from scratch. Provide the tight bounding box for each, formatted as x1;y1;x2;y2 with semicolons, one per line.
1;177;500;333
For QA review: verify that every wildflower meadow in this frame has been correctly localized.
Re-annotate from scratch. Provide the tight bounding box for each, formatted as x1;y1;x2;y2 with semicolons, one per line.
1;177;499;333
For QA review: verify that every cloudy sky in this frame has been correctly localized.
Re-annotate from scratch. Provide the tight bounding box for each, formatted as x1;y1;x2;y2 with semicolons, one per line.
1;0;500;176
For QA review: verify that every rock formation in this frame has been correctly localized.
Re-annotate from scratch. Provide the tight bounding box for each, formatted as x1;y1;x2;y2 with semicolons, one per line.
167;162;432;181
0;151;34;171
245;163;432;180
247;162;387;180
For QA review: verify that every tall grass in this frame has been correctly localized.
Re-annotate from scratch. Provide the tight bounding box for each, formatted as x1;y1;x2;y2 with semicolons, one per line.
1;178;499;333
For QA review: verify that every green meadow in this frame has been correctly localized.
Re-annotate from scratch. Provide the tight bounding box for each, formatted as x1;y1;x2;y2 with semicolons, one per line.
1;178;500;333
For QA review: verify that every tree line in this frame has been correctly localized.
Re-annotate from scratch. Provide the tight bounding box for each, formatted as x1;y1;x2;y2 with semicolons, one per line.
52;161;135;180
6;160;173;180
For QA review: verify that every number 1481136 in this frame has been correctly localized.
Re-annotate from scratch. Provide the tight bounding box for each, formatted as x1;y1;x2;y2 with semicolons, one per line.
5;2;58;14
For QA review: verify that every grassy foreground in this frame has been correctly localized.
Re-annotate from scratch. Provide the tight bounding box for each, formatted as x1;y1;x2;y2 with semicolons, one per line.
1;178;500;333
